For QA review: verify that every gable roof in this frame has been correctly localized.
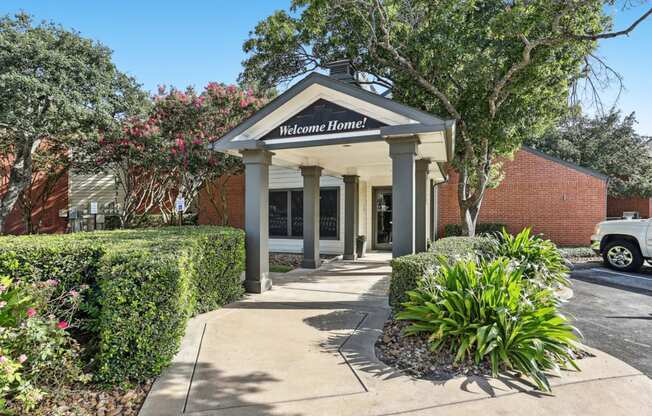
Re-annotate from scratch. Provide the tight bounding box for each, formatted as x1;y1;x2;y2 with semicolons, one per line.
210;72;453;153
522;146;609;181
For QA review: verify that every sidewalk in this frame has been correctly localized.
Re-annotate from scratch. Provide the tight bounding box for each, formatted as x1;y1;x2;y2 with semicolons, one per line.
140;256;652;416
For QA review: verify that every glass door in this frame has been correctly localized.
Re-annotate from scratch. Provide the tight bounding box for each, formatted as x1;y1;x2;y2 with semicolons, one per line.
373;188;392;250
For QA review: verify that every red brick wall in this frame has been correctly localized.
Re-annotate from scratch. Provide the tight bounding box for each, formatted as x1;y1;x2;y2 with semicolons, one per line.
1;170;69;235
198;174;245;229
607;196;652;218
437;148;608;246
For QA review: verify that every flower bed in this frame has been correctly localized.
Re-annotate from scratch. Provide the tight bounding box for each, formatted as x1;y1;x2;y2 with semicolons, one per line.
383;229;583;391
0;226;245;413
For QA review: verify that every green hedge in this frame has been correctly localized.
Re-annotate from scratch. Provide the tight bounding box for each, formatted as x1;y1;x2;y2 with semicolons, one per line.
96;252;194;384
389;237;491;310
443;223;506;237
0;226;245;384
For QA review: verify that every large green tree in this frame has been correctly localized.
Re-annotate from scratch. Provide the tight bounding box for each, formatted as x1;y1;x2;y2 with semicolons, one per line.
527;110;652;198
240;0;651;235
0;13;147;233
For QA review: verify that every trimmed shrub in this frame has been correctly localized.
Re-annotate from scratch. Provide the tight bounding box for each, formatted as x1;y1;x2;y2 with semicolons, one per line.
397;258;579;392
558;246;596;258
0;237;104;291
389;237;491;309
182;230;245;314
0;226;246;385
444;223;506;237
95;251;193;384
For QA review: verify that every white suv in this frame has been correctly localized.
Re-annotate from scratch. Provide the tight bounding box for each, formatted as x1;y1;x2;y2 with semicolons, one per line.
591;218;652;272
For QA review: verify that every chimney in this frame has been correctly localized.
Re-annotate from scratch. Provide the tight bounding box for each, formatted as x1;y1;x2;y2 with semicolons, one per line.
325;60;357;83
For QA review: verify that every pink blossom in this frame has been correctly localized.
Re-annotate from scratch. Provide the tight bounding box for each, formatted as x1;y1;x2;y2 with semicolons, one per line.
18;355;27;364
176;138;186;153
0;301;6;308
0;285;5;293
192;138;203;145
56;321;69;330
0;356;6;364
45;279;59;286
26;308;36;318
69;290;79;298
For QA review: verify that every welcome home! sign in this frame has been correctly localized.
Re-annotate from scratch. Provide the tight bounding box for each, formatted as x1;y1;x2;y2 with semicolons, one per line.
263;99;385;140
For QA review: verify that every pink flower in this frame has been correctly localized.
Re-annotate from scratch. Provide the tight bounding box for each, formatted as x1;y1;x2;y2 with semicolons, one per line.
176;138;186;153
0;285;6;293
26;308;36;318
56;321;69;330
70;290;79;298
0;301;6;308
0;356;6;364
45;279;59;286
18;355;27;364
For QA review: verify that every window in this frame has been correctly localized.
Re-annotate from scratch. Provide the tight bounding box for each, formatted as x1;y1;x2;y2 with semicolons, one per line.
269;188;339;239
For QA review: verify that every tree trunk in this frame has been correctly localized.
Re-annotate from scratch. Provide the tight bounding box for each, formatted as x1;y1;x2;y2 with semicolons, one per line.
460;201;480;237
456;161;489;238
0;137;36;235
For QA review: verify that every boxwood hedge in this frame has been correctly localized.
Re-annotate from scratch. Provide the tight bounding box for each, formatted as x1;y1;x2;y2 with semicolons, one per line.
389;237;492;310
0;226;245;384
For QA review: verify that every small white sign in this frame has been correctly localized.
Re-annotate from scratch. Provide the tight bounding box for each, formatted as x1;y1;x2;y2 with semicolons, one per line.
175;197;185;213
89;201;98;215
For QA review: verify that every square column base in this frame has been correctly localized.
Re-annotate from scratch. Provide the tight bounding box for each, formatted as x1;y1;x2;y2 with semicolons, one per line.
301;258;321;269
244;276;272;294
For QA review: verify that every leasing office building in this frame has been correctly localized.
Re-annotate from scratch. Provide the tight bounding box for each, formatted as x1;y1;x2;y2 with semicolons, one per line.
211;61;455;292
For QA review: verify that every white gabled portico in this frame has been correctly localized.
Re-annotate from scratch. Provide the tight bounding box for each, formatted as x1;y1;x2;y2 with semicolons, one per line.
211;62;455;293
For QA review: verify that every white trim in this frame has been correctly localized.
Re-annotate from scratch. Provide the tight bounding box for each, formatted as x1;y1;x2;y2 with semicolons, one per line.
233;84;417;142
262;129;381;145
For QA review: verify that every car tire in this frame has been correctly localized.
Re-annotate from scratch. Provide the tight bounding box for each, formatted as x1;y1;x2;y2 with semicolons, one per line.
603;240;644;272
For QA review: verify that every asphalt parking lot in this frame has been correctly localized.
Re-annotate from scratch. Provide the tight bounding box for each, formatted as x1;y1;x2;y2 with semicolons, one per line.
565;262;652;378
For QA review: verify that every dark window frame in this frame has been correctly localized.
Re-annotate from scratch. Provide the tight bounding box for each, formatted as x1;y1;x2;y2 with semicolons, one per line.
269;187;340;241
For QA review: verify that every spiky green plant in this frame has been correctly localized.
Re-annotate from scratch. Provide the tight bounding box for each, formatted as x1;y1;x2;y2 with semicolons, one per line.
489;228;570;288
397;258;579;391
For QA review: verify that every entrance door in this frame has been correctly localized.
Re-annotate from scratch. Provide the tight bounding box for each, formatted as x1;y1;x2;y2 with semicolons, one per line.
373;188;392;250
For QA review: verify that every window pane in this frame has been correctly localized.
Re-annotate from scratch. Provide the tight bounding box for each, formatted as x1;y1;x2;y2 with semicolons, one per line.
269;191;288;237
291;190;303;236
320;189;338;238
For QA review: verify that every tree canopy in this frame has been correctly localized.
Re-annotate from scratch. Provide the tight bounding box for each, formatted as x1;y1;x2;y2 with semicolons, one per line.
81;83;267;227
527;111;652;198
0;13;147;233
241;0;651;234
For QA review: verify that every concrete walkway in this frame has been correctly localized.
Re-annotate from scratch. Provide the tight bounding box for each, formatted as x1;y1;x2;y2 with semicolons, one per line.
140;255;652;416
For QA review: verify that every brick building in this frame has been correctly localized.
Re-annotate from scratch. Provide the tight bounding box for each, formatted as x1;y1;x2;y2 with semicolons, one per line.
197;146;608;248
436;147;608;246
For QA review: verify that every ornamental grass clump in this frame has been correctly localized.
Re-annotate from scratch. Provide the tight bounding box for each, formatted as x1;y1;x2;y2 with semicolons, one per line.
489;228;571;288
397;258;580;391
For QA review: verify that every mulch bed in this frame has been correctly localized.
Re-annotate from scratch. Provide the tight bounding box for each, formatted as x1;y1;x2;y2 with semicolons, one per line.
375;319;593;382
12;381;153;416
269;252;337;269
375;319;492;381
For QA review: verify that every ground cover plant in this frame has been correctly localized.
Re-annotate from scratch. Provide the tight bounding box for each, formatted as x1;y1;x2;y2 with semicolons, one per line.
0;226;245;412
389;237;493;309
490;228;571;288
396;258;579;391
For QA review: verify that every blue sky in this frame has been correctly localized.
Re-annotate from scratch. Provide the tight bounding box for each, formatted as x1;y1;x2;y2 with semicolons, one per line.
2;1;650;135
